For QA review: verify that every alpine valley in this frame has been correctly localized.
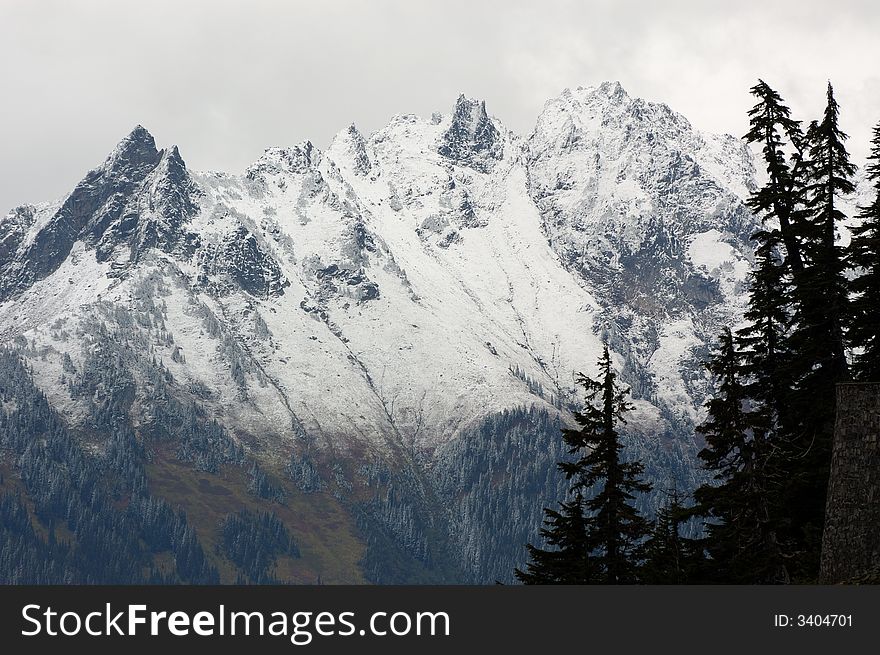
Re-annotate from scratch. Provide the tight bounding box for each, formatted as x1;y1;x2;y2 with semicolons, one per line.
0;82;829;583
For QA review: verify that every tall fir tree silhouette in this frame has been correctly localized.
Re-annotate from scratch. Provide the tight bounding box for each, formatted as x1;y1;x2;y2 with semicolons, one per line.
793;83;854;388
740;79;801;443
782;83;855;578
694;328;789;583
743;80;808;278
846;121;880;380
721;80;861;581
517;346;651;584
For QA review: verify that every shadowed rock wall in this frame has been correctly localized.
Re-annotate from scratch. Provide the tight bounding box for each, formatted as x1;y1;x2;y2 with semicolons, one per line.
820;383;880;583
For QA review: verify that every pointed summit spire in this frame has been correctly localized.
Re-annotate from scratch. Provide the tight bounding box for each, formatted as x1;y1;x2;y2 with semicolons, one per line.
597;80;629;100
129;124;153;141
344;124;371;175
104;125;161;180
439;94;502;172
117;125;157;154
451;95;490;133
154;144;191;191
163;144;187;171
327;123;372;176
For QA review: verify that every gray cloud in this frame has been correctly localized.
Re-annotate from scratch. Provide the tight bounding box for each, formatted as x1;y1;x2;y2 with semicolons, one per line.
2;0;879;213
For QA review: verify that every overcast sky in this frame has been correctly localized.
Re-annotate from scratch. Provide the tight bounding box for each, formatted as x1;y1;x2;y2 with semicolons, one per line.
2;0;878;213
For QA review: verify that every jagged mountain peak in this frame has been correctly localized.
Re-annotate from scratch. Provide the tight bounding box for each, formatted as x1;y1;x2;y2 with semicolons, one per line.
548;81;637;122
575;80;631;103
328;124;371;176
102;124;161;179
166;143;184;161
245;142;320;183
451;93;489;122
438;94;502;171
155;144;189;182
0;87;770;584
0;125;203;299
531;81;756;201
540;81;684;134
122;123;155;146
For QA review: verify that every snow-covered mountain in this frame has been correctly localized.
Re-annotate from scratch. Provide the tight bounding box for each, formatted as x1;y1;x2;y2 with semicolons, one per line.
0;82;763;582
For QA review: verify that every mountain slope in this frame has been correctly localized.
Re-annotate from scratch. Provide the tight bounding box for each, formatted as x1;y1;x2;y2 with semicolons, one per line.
0;82;761;582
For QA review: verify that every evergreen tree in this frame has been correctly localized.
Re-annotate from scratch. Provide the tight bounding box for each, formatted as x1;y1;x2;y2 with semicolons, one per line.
567;347;651;583
794;82;854;387
639;490;703;584
738;81;802;503
694;328;789;583
846;121;880;380
736;229;793;433
517;346;650;584
740;80;805;454
729;80;861;581
781;84;855;577
515;492;595;584
743;80;808;278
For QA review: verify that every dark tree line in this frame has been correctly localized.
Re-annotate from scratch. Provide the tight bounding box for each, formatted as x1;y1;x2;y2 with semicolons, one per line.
0;349;217;583
695;80;879;583
0;344;301;584
519;80;880;584
218;509;300;583
0;288;309;584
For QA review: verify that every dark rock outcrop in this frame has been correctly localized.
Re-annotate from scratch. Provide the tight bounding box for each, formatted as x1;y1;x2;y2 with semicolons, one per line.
438;95;502;172
820;383;880;583
0;126;200;299
217;225;288;298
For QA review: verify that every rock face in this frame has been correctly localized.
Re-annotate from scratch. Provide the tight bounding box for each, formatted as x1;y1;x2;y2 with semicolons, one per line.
0;82;764;582
438;95;503;171
820;383;880;583
526;82;756;433
0;126;200;300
